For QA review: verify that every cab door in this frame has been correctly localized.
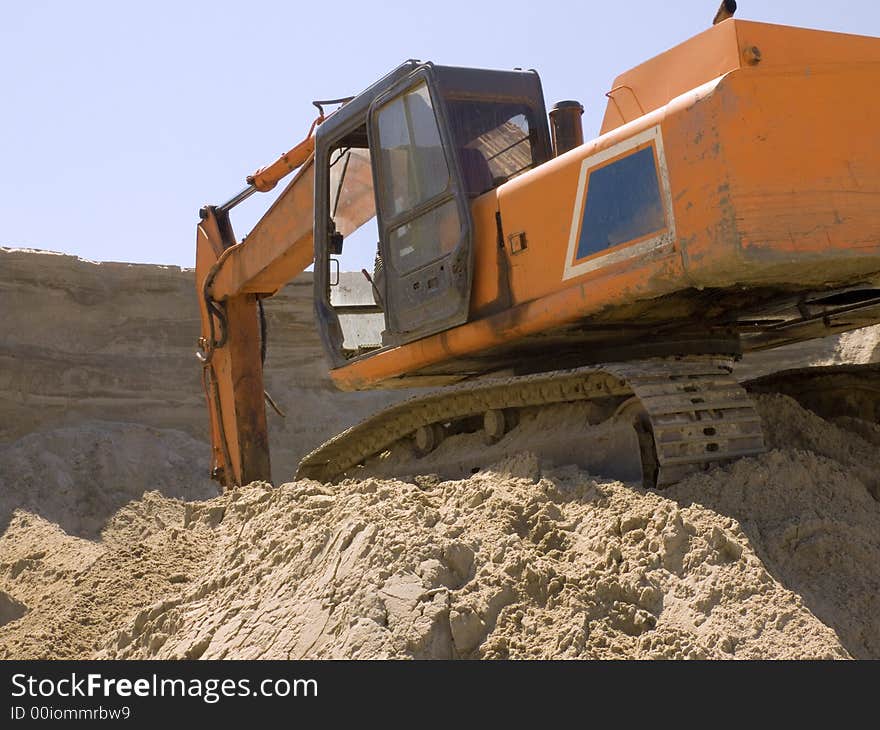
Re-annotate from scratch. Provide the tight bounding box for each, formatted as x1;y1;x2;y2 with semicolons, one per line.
368;69;473;344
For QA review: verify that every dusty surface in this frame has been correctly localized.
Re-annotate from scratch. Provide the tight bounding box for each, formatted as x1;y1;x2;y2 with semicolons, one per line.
0;421;218;539
0;495;214;659
667;397;880;659
1;394;877;660
0;247;405;483
1;247;879;660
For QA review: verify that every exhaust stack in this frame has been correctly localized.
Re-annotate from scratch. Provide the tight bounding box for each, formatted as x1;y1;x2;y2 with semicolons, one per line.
549;100;584;157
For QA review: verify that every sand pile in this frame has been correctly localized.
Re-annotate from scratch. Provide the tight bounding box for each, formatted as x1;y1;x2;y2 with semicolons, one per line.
2;395;874;660
0;421;219;659
0;493;216;660
829;325;880;367
0;421;218;539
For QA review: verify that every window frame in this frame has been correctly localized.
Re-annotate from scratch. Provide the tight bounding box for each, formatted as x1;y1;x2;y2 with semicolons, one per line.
365;65;475;342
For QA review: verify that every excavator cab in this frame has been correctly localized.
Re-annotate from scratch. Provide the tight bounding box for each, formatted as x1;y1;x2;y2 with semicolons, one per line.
313;62;551;367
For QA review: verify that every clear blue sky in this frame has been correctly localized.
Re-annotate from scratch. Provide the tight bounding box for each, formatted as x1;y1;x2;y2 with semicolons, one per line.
2;1;878;270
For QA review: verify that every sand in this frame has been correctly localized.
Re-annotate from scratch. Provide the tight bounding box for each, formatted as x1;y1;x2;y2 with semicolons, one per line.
1;247;879;660
0;247;408;483
1;395;877;660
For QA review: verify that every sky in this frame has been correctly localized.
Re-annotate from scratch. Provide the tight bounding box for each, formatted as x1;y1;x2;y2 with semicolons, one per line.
2;1;878;272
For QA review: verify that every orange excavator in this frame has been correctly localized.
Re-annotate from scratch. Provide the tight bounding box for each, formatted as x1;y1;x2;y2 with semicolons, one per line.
196;2;880;489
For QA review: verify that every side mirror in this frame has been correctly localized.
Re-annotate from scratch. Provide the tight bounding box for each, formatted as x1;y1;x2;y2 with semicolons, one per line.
329;231;344;256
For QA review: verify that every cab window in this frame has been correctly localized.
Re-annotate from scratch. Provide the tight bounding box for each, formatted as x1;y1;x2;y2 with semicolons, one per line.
446;100;538;196
376;82;450;217
375;82;460;275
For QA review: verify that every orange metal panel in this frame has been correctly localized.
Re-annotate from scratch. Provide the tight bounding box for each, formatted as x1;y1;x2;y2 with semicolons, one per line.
734;20;880;71
600;18;741;133
467;192;507;316
330;252;683;390
663;48;880;287
496;100;680;305
497;154;582;304
599;19;880;134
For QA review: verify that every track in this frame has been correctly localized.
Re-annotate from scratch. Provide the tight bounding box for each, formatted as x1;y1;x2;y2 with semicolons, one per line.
297;356;766;487
745;363;880;423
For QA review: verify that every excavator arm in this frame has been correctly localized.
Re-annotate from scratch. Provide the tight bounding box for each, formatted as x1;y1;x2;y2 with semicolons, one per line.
195;123;320;487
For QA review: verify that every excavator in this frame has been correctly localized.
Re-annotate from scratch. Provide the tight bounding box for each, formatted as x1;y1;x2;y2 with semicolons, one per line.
195;1;880;489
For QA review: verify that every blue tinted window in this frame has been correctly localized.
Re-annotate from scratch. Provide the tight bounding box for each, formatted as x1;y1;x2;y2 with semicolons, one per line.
577;145;665;260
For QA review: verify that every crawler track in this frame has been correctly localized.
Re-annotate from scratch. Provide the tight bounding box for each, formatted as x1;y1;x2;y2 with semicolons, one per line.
745;363;880;423
297;356;766;487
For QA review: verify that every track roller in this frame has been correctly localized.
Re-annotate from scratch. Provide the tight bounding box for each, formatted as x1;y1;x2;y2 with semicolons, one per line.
413;423;445;456
483;408;518;445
